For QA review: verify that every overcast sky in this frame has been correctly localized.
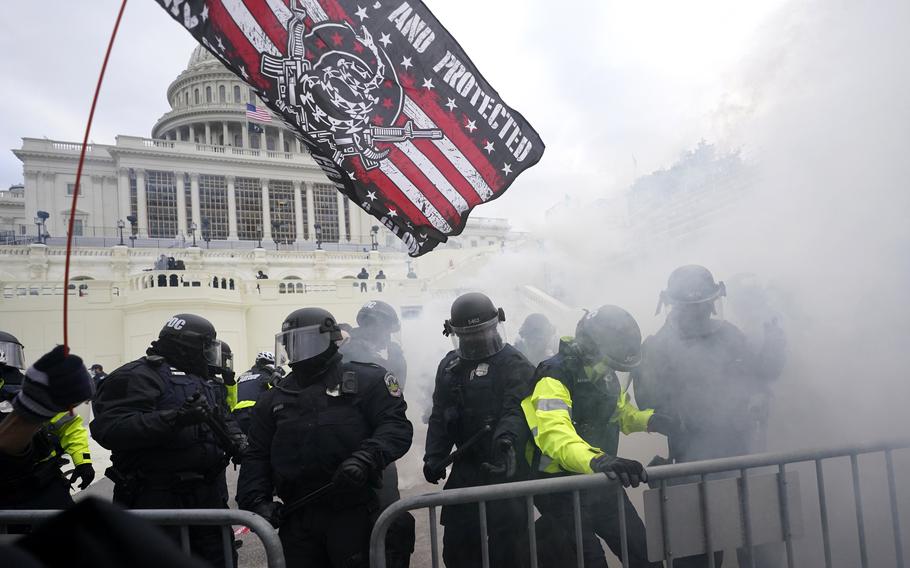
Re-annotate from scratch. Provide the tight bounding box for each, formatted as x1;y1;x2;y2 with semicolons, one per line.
0;0;787;229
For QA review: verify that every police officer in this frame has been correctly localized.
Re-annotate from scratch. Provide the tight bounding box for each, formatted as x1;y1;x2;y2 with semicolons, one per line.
522;307;666;568
0;337;95;515
424;292;535;568
341;300;407;387
632;265;772;568
237;307;412;568
232;351;279;434
515;312;557;365
340;300;414;567
211;341;238;411
91;314;244;567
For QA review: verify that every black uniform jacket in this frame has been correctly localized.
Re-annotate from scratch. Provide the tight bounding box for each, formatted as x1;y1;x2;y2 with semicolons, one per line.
340;328;408;391
91;356;239;477
424;344;535;490
236;356;412;510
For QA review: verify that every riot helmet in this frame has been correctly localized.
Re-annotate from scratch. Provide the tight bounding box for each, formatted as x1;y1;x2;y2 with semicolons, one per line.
220;341;234;373
656;265;726;313
255;351;275;366
519;313;555;340
156;313;221;366
275;307;343;367
574;305;642;371
0;331;25;370
356;300;401;333
443;292;506;361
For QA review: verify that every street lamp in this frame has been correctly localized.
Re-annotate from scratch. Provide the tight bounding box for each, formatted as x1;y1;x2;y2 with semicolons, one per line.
314;223;323;250
126;215;138;248
35;210;49;244
116;219;125;246
370;225;379;251
256;225;263;248
189;221;197;247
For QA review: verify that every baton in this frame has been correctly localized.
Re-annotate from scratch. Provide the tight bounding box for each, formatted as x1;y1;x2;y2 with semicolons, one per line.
280;482;335;519
429;423;492;478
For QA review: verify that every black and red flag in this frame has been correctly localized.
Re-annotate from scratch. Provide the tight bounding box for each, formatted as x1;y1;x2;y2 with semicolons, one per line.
153;0;544;256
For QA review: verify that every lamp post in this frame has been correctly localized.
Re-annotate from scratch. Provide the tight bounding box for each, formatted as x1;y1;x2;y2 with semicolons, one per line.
126;215;138;248
256;225;263;249
116;219;125;246
35;210;49;244
314;223;322;250
189;222;197;247
33;216;42;243
370;225;379;251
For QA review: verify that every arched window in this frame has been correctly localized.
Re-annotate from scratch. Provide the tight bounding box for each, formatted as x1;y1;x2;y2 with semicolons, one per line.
229;279;235;290
220;278;227;289
206;86;212;103
194;89;200;104
233;85;241;102
219;85;226;103
279;283;287;294
184;91;189;106
169;274;178;287
296;283;304;293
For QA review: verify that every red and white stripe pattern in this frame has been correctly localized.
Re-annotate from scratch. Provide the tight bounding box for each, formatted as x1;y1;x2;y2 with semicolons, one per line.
206;0;514;237
245;103;272;122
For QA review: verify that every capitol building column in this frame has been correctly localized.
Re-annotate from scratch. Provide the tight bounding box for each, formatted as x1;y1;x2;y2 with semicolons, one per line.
261;179;272;242
117;168;130;223
278;129;285;153
304;181;316;241
349;198;361;243
292;180;305;244
241;123;249;149
175;171;187;237
222;122;230;147
204;123;212;145
136;169;148;238
336;190;347;241
227;176;239;240
190;173;201;230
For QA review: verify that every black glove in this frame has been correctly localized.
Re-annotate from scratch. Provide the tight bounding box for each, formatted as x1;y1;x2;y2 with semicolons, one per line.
222;369;236;386
163;394;211;429
423;462;446;484
590;454;648;488
251;500;282;528
13;346;94;423
68;463;96;490
332;450;376;490
230;431;249;461
481;437;517;478
648;413;682;437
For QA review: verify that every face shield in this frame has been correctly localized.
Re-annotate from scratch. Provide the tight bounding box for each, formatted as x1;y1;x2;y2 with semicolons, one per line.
202;339;223;366
275;324;333;367
221;347;234;372
0;341;26;370
448;318;506;361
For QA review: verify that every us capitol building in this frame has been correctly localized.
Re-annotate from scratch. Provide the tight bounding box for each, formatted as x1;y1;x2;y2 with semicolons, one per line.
0;46;558;372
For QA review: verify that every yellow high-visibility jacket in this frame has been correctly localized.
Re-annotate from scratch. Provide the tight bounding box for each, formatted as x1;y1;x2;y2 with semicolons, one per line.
521;338;652;475
47;411;92;467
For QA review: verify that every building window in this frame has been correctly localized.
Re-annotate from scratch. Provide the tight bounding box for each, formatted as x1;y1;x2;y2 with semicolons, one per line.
249;88;255;103
313;183;340;243
266;135;275;151
343;197;351;240
184;91;189;106
234;85;241;102
269;180;295;244
194;89;200;104
184;174;192;230
72;219;84;236
206;86;212;103
235;177;262;240
129;170;138;220
146;170;178;238
198;175;229;239
218;85;226;103
66;183;78;196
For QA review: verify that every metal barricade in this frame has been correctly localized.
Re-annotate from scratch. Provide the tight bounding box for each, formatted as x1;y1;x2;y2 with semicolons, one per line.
0;508;285;568
370;437;910;568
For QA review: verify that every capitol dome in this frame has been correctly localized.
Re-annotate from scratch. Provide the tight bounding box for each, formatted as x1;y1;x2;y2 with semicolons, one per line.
151;47;299;154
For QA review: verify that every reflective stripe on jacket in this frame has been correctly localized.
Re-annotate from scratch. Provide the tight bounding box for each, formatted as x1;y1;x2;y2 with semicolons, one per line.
50;411;92;466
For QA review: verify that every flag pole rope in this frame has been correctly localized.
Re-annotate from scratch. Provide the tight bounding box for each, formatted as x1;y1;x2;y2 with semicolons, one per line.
63;0;129;353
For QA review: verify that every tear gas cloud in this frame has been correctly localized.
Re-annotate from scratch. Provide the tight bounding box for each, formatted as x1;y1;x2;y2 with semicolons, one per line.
398;1;909;560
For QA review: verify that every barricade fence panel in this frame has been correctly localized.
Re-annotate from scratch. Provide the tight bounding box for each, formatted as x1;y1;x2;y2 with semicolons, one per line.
370;438;910;568
0;508;285;568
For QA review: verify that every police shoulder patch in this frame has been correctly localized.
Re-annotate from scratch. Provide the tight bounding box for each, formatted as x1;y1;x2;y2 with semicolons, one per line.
384;372;402;398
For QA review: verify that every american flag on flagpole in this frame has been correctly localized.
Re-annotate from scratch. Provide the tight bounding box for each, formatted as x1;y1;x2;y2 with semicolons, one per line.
245;102;272;122
154;0;544;256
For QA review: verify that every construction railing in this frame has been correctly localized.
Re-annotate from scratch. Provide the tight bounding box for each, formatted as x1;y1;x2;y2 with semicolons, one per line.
0;508;285;568
370;437;910;568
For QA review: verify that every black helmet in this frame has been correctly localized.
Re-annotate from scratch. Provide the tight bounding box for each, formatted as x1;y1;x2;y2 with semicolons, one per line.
656;265;726;314
0;330;25;370
356;300;401;332
575;305;642;371
219;341;234;373
444;292;506;360
157;314;221;365
519;313;555;339
276;307;342;366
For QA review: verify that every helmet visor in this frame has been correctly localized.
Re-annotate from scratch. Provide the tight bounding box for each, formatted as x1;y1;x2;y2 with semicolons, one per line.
202;340;223;366
0;341;25;370
275;325;332;367
450;319;506;361
221;347;234;372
